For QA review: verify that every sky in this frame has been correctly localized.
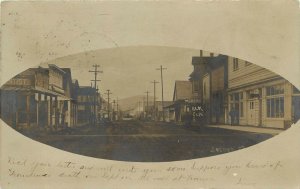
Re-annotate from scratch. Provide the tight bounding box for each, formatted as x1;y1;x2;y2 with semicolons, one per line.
2;1;298;89
44;46;207;101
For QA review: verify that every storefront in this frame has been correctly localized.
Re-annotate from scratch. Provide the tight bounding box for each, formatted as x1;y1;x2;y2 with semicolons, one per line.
228;79;295;129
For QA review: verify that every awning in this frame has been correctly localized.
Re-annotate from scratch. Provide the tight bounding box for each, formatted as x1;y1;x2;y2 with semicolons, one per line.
1;85;72;101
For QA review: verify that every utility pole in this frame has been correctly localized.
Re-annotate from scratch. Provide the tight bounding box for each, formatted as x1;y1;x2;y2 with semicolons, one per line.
151;80;159;121
138;101;142;119
113;99;116;121
89;64;103;126
143;96;146;119
156;65;167;121
116;97;119;121
144;91;150;119
105;90;112;121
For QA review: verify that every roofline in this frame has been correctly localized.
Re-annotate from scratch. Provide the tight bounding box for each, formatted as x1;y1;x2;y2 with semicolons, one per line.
48;64;66;74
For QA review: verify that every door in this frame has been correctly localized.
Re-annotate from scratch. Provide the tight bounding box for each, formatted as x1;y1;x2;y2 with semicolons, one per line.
247;99;259;126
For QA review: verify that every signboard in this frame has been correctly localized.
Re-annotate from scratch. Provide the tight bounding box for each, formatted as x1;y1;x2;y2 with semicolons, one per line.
190;103;205;121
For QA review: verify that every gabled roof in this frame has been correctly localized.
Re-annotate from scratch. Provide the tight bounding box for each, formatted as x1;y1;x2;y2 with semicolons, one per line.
173;81;192;101
48;64;66;74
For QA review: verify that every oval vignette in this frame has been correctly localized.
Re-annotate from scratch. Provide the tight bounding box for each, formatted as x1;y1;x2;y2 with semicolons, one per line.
1;46;299;162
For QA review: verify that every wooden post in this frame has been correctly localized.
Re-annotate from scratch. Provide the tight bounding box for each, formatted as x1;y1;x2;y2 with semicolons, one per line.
37;93;41;127
54;96;58;129
49;96;52;128
26;94;30;128
68;100;71;127
15;93;19;128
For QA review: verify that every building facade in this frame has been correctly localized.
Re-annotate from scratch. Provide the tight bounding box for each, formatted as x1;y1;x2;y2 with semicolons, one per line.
76;86;97;126
227;58;299;129
0;65;79;130
206;55;228;124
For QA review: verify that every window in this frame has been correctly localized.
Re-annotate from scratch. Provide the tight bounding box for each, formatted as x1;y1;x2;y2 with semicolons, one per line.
266;85;284;96
193;81;199;92
249;101;254;109
230;92;243;117
266;84;284;118
233;58;239;71
267;97;284;118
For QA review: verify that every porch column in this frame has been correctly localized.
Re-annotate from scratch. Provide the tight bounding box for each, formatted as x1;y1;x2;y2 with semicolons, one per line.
54;96;58;129
26;93;30;127
36;93;41;127
44;95;48;127
49;96;53;128
68;100;71;127
15;93;19;128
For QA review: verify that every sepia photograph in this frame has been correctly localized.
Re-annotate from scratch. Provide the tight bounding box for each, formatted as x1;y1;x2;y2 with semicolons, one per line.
1;1;299;189
1;47;299;162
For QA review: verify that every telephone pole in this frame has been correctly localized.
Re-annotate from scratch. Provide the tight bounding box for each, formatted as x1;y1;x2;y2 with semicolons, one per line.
144;91;150;119
105;90;112;121
116;97;119;121
156;65;167;121
89;64;103;126
113;99;116;121
151;80;159;121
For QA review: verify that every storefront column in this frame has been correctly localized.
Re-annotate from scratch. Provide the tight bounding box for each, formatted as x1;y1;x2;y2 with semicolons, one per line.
284;82;293;128
261;88;267;127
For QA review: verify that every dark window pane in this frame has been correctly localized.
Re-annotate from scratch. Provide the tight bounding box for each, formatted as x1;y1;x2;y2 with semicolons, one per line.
267;99;270;117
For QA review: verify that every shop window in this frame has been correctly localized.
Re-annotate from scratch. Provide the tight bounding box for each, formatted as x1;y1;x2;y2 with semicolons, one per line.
267;97;284;118
234;93;239;101
266;84;284;96
230;92;243;117
266;84;284;118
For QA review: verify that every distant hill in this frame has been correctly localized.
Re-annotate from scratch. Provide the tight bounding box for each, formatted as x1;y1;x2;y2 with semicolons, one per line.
118;95;154;111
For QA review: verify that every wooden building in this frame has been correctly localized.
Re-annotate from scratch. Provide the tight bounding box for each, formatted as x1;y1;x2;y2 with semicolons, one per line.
227;58;300;129
76;86;97;126
169;80;193;123
0;64;78;129
202;55;228;124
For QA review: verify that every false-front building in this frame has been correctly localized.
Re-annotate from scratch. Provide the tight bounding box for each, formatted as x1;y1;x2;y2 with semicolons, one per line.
227;58;300;129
